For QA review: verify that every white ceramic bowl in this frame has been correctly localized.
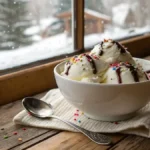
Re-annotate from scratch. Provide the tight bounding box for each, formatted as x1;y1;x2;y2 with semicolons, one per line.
54;58;150;121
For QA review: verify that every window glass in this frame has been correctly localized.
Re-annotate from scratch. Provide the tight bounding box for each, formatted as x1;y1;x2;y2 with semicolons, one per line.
84;0;150;48
0;0;73;71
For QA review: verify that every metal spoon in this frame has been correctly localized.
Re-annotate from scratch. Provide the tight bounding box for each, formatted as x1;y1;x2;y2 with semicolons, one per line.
22;97;112;145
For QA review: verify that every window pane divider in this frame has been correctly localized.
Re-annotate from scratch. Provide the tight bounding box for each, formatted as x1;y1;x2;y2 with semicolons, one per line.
73;0;84;52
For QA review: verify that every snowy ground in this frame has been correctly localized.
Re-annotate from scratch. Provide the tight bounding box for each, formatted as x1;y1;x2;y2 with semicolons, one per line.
0;26;150;71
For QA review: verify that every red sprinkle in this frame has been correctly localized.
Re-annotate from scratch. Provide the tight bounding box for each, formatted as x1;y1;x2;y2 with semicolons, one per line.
114;122;119;124
74;118;77;121
13;132;17;135
22;128;26;131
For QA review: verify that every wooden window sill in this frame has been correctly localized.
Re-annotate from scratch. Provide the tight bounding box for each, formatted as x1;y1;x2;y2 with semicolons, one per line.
0;34;150;105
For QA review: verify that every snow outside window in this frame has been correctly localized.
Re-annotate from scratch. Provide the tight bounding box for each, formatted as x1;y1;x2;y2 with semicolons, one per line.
84;0;150;48
0;0;73;71
0;0;150;71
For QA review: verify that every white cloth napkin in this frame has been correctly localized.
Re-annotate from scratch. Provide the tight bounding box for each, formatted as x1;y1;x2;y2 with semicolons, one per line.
13;89;150;138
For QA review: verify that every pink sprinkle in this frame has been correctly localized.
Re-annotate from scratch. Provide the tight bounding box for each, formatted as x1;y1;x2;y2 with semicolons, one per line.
28;112;31;116
74;113;79;116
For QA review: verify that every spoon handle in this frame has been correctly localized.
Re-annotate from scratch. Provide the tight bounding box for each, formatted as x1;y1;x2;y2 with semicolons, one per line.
51;115;112;145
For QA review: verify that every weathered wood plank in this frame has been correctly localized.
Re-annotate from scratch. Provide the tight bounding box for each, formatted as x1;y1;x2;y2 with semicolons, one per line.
0;92;61;150
0;91;127;150
72;133;126;150
27;131;126;150
0;92;47;127
10;130;60;150
109;135;150;150
0;123;53;150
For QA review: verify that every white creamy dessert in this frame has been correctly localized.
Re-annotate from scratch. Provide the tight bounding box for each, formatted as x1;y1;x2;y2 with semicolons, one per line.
90;39;135;64
61;53;108;83
61;39;149;84
104;62;147;84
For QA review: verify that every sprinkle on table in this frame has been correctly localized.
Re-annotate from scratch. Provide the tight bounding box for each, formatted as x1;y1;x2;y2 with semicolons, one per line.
4;135;8;139
18;138;22;141
13;132;18;135
1;128;4;130
22;128;26;131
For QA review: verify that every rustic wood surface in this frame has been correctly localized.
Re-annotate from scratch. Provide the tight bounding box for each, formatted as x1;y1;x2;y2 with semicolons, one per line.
0;57;150;150
0;93;150;150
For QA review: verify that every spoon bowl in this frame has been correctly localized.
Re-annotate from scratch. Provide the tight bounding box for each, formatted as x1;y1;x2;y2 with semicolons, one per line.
22;97;53;118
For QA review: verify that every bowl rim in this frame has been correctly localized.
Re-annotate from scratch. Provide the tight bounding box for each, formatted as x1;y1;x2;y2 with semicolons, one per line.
54;59;150;87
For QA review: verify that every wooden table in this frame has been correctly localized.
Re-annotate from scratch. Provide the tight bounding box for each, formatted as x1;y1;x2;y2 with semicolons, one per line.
0;91;150;150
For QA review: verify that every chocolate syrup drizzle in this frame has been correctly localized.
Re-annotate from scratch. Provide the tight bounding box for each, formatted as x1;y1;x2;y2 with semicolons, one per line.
115;42;126;54
64;54;97;75
115;63;139;84
99;40;126;56
116;67;122;83
146;70;150;74
99;50;103;56
65;63;71;75
85;54;97;74
99;41;104;56
127;65;139;82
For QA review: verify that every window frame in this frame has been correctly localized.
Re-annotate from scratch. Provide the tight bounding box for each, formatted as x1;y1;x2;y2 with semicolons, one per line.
0;0;150;105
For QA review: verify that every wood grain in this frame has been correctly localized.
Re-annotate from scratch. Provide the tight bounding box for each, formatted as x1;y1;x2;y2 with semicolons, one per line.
0;124;54;150
27;132;126;150
0;57;150;149
0;91;47;127
10;130;60;150
1;91;150;150
109;135;150;150
121;35;150;57
0;60;60;105
74;0;84;51
0;92;60;150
